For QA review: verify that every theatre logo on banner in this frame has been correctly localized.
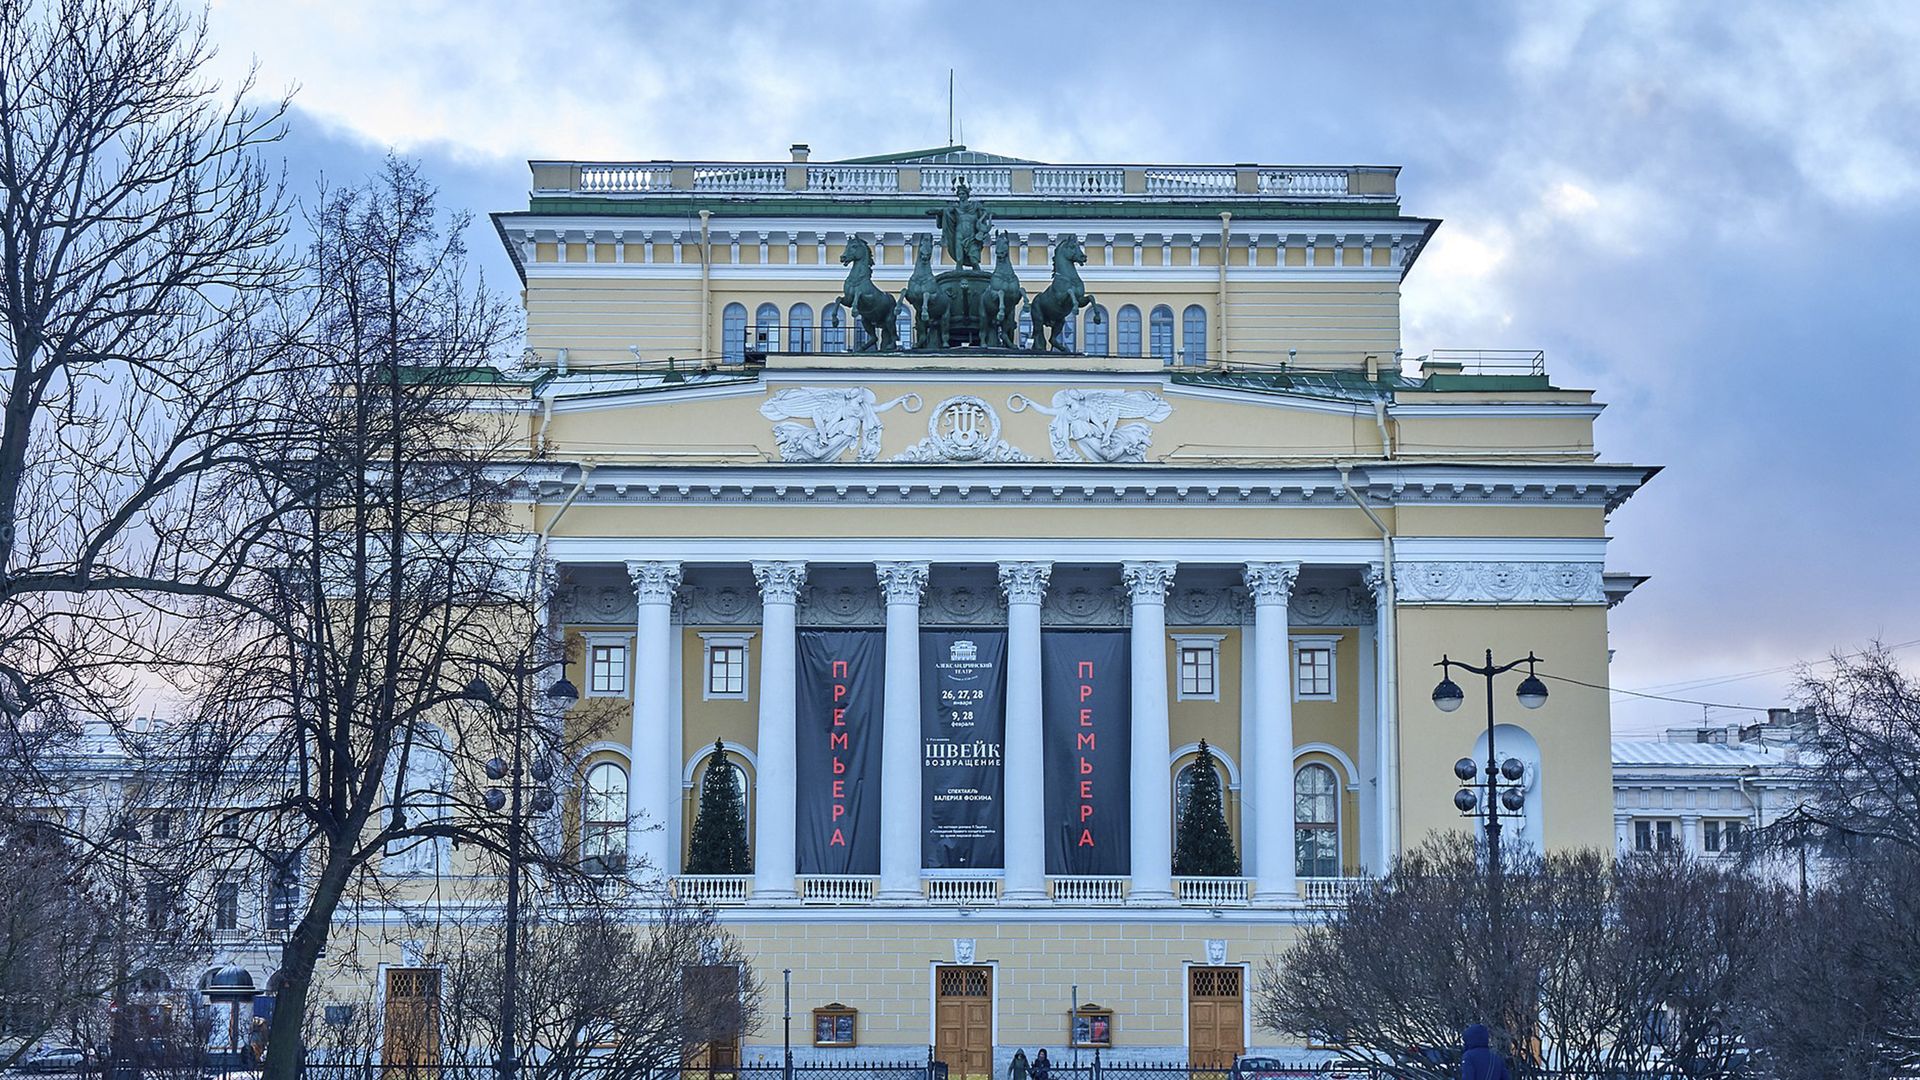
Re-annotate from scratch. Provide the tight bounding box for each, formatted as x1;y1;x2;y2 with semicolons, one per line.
1042;630;1132;875
920;631;1008;869
796;630;884;874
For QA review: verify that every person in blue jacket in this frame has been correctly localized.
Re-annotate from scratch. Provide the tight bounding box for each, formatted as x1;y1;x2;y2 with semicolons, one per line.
1460;1024;1510;1080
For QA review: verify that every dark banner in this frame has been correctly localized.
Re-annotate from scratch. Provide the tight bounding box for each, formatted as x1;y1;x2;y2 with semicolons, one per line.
1043;630;1132;875
921;630;1008;869
796;630;884;874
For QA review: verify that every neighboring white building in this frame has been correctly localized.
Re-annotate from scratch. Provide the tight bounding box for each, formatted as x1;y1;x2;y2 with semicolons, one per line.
1611;709;1816;860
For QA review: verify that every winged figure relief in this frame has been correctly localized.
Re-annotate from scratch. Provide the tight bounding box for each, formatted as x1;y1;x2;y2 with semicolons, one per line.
758;387;923;463
1007;389;1174;463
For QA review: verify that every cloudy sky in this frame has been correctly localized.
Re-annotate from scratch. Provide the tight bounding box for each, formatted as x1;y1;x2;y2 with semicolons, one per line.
199;0;1920;734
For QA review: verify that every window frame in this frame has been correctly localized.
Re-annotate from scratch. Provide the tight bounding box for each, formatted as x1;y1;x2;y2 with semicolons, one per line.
582;760;629;876
1084;305;1108;355
1171;634;1225;702
1704;818;1745;854
1293;761;1342;878
721;302;747;363
1181;304;1208;366
1116;305;1142;357
214;881;240;932
787;303;814;354
582;633;632;699
1148;305;1175;363
700;632;755;702
1291;637;1339;702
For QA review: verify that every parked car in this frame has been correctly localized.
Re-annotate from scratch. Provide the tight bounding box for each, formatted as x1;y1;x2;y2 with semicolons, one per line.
20;1048;88;1074
1229;1057;1298;1080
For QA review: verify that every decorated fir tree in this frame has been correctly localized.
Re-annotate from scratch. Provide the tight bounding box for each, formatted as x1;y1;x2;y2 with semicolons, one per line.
685;739;752;873
1172;739;1241;876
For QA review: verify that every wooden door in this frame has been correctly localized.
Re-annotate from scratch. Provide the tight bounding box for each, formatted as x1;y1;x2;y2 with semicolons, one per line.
1187;966;1245;1069
934;965;994;1080
382;967;441;1073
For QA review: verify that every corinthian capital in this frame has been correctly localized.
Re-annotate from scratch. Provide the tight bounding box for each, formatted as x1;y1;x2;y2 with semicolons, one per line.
752;560;809;604
625;560;683;603
875;561;930;606
1243;561;1300;605
997;561;1053;605
1121;561;1178;602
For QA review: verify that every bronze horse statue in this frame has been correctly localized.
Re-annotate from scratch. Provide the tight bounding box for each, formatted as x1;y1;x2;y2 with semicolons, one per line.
1029;235;1098;353
837;235;897;351
901;233;949;350
980;232;1025;349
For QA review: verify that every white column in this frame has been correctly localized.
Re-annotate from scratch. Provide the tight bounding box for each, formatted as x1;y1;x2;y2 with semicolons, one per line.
1246;561;1299;903
1355;609;1379;875
1366;563;1395;872
1681;813;1703;854
999;561;1052;901
876;561;928;900
1123;561;1177;901
1614;814;1633;854
625;560;682;879
752;560;807;900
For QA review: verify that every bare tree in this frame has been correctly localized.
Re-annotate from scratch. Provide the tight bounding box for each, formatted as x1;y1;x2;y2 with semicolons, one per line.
1257;835;1779;1078
0;0;292;742
173;158;621;1080
434;894;762;1078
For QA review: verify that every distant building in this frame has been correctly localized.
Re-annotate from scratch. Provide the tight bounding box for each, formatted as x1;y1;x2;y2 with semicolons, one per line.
1610;709;1816;859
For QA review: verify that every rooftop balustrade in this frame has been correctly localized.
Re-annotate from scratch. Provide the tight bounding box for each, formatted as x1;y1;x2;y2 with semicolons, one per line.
536;160;1398;202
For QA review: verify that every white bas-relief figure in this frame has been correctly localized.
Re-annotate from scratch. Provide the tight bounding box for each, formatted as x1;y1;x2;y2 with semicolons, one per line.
1007;389;1173;463
759;387;922;463
891;395;1036;463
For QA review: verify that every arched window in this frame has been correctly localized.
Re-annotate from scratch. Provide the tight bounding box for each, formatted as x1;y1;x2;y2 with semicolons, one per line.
1175;758;1229;825
1295;763;1340;878
721;303;747;363
753;303;780;352
1116;305;1142;357
694;755;752;852
895;304;914;351
1084;305;1109;356
582;761;628;875
1059;310;1077;352
1182;304;1208;366
821;305;846;353
1017;308;1033;350
1149;305;1175;363
787;304;814;353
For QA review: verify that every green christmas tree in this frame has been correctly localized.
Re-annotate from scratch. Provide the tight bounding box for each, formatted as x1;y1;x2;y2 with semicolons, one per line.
685;740;753;873
1172;740;1241;876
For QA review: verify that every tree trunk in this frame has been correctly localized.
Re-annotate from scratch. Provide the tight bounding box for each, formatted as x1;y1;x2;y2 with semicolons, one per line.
263;852;355;1080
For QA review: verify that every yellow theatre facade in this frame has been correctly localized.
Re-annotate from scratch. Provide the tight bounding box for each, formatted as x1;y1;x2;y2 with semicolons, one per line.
421;146;1656;1069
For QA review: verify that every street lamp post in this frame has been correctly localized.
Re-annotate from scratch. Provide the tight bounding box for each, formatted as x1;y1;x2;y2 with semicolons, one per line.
1431;649;1548;1032
472;675;577;1080
106;819;141;1078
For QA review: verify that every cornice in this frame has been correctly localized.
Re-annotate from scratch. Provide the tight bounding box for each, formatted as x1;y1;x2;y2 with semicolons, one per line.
501;462;1652;511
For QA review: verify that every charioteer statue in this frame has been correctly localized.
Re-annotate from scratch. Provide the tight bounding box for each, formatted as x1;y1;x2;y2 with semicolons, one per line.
927;180;996;270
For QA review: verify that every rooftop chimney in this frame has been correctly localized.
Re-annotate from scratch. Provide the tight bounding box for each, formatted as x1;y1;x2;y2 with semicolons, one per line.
791;143;810;163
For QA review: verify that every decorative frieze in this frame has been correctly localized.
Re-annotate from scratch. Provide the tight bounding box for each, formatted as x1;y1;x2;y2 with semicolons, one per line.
892;395;1036;463
1042;582;1127;627
1006;389;1172;463
921;583;1007;627
1395;561;1607;605
759;387;922;463
683;584;762;626
797;582;881;626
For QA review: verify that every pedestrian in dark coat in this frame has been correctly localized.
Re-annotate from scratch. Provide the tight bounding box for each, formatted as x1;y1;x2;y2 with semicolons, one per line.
1459;1024;1509;1080
1030;1049;1051;1080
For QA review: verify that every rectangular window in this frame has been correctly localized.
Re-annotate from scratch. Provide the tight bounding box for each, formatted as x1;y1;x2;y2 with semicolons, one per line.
1723;820;1744;851
588;643;628;697
1656;820;1677;852
215;882;239;931
1179;646;1216;698
144;881;171;931
266;853;299;931
1634;820;1653;852
1295;644;1335;699
708;645;746;696
150;811;173;842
